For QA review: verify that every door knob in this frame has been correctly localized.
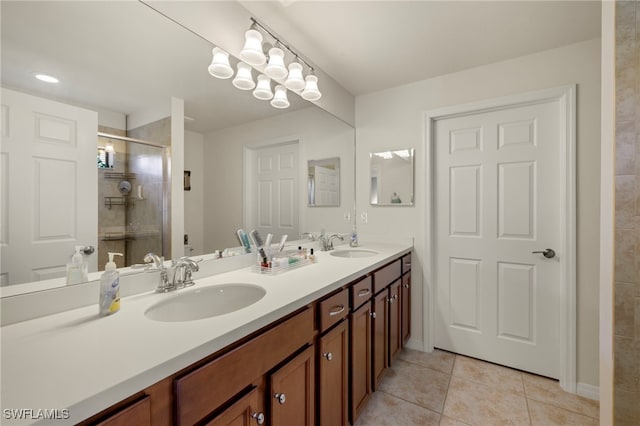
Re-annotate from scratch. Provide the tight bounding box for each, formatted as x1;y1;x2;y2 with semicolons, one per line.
532;248;556;259
82;246;95;255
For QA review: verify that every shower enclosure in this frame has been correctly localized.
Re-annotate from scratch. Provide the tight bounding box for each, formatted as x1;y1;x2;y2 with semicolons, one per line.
97;132;169;270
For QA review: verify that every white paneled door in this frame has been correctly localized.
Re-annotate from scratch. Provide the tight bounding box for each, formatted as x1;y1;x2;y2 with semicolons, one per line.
434;100;562;378
250;142;299;242
1;88;98;286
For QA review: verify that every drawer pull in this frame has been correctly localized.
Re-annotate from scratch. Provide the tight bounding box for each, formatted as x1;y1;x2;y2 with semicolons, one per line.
329;305;345;316
405;262;412;267
252;412;265;424
370;312;377;319
404;284;410;289
357;288;371;297
274;392;286;405
323;352;333;361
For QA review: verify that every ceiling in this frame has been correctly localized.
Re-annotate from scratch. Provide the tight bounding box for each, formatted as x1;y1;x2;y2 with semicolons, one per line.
1;1;601;134
241;1;601;95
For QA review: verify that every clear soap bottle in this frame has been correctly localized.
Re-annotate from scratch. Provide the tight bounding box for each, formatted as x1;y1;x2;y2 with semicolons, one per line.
99;252;123;316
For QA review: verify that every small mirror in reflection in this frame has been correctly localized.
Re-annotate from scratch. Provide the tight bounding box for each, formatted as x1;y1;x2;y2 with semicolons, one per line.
370;149;415;206
307;157;340;207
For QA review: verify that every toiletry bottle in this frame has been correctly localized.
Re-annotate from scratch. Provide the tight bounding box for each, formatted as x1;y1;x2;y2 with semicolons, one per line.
350;225;359;247
66;245;88;285
99;252;123;316
309;248;316;263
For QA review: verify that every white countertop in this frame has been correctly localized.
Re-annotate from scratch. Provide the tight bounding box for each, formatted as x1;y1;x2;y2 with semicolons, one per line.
0;241;411;425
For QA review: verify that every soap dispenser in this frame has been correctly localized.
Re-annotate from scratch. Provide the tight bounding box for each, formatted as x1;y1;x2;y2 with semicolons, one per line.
66;245;88;285
99;252;123;316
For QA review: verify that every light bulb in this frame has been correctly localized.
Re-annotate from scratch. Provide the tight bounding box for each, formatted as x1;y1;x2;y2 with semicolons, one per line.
253;75;274;100
271;85;290;109
207;47;233;79
239;28;266;66
301;75;322;101
264;47;288;80
284;62;305;91
232;62;256;90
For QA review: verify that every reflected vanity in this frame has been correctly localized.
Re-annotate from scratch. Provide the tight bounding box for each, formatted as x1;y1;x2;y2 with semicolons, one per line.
370;148;415;206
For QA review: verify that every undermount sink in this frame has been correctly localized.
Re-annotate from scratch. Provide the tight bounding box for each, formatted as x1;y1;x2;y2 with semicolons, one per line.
330;249;378;258
145;284;266;322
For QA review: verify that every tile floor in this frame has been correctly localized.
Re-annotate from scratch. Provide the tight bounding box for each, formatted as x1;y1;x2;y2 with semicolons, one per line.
355;348;600;426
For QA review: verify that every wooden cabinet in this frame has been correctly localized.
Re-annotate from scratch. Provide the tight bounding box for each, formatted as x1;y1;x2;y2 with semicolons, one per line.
349;301;372;424
388;279;402;362
270;346;315;426
95;396;151;426
317;319;349;426
371;290;388;390
206;388;263;426
401;272;411;346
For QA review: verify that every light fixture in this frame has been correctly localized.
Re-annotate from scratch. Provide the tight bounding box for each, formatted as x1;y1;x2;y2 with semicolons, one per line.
264;47;288;80
253;75;274;100
284;62;305;92
271;85;290;109
208;47;233;79
104;143;115;168
301;74;321;101
240;27;266;66
35;73;59;84
232;62;256;90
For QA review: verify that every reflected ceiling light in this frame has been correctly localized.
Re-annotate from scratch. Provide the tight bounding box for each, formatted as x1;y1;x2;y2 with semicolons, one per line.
253;74;274;100
271;85;290;109
301;74;321;101
284;62;305;92
208;47;233;79
239;26;266;66
232;62;256;90
264;47;288;80
35;73;59;84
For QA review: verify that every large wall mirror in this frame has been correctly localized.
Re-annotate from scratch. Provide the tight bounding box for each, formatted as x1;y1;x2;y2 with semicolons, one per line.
307;157;340;207
0;1;355;294
370;149;415;206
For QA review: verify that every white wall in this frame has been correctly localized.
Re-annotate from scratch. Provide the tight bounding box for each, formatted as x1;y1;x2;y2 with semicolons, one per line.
355;38;601;387
203;106;354;252
184;130;205;255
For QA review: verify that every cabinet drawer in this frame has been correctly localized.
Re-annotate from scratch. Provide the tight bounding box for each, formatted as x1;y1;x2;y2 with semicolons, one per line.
96;396;150;426
373;259;401;294
318;289;349;333
174;308;314;426
350;275;372;310
402;253;412;274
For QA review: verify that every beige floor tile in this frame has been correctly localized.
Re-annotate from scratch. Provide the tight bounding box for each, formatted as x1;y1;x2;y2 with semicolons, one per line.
438;415;472;426
452;355;524;394
528;399;598;426
379;359;451;413
443;376;530;426
398;348;456;374
354;391;440;426
522;373;599;419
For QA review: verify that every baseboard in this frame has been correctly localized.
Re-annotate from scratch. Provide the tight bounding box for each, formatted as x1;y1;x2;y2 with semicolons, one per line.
404;338;425;352
577;382;599;401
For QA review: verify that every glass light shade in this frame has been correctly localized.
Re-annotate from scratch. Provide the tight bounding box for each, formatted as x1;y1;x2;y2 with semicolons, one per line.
264;47;288;80
207;47;233;79
232;62;256;90
253;74;273;100
301;75;322;101
271;85;290;109
239;29;266;65
284;62;305;91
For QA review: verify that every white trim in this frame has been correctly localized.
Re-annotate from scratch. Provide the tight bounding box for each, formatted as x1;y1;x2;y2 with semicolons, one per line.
577;383;600;402
404;338;425;352
423;85;577;393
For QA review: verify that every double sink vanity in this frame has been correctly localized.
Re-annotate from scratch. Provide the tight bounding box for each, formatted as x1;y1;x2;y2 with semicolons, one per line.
1;240;412;425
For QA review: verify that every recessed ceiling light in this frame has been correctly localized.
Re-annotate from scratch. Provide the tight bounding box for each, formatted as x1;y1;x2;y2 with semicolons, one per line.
35;73;59;84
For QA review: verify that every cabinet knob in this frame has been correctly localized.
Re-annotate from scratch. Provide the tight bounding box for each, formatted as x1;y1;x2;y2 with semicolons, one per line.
274;392;286;405
403;284;410;289
323;352;333;361
252;412;265;425
370;312;377;319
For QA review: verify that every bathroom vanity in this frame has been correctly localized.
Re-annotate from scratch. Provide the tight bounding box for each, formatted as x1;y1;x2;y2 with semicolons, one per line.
1;241;412;425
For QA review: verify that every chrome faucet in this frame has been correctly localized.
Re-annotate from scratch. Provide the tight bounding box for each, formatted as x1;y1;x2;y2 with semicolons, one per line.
301;232;316;241
144;252;170;292
171;257;200;289
318;233;344;251
328;234;344;250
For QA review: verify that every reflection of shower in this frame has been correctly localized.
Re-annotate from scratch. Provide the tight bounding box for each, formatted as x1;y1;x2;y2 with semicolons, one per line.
97;131;169;271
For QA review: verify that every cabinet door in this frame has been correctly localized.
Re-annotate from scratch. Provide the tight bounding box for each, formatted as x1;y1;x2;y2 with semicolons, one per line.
350;302;372;424
402;272;411;346
372;290;388;390
388;280;402;363
270;346;315;426
318;320;349;426
206;388;264;426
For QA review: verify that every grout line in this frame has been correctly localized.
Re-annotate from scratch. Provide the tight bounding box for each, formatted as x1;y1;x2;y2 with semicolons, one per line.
522;372;534;425
438;354;456;425
376;389;443;418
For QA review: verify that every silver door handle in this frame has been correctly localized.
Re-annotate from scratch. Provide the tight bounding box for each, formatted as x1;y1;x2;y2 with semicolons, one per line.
82;246;95;255
532;248;556;259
